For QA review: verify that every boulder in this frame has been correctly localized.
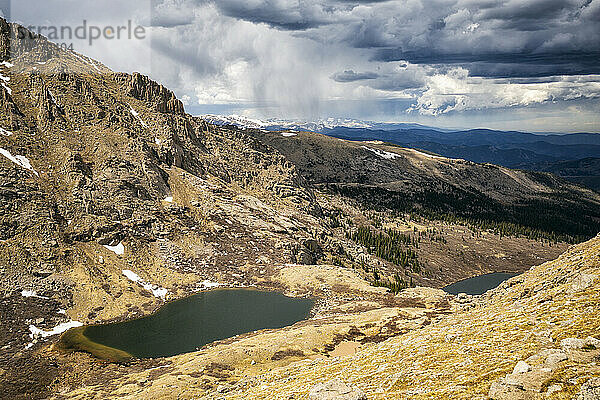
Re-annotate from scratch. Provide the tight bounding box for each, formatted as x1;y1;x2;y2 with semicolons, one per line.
512;361;530;374
543;350;567;370
546;384;562;396
560;336;600;351
488;380;526;400
569;273;596;293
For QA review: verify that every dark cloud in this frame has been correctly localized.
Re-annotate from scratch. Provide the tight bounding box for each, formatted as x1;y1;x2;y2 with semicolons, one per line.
203;0;600;79
332;70;379;82
10;0;594;128
148;0;196;27
479;0;573;21
369;78;424;91
371;50;600;78
149;0;599;80
210;0;394;31
331;64;426;91
212;0;335;30
140;0;599;122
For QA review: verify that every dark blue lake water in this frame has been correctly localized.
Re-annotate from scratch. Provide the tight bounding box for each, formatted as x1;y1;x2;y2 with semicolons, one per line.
442;272;518;295
83;289;314;358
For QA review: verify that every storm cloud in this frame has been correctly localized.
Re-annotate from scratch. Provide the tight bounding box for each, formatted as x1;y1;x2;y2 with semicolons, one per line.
3;0;599;131
198;0;600;78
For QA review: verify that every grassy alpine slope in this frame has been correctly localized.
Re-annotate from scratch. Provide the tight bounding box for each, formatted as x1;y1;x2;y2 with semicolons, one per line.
223;234;600;400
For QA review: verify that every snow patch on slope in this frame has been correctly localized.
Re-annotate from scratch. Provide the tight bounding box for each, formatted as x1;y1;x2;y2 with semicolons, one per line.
195;280;221;291
130;107;148;127
361;146;401;160
103;242;124;255
21;290;49;299
122;269;168;299
0;68;11;94
48;89;61;108
28;320;83;339
0;127;12;136
0;148;38;175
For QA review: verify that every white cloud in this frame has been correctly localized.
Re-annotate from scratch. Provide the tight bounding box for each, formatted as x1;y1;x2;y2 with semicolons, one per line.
410;69;600;115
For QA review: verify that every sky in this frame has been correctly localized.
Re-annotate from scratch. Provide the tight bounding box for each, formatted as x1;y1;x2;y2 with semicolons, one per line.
2;0;600;132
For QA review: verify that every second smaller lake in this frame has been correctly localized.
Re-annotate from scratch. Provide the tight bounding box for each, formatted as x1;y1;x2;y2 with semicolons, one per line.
442;272;518;295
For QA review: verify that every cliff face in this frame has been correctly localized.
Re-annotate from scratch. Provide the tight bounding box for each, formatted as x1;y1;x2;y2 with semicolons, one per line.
0;20;330;399
127;72;185;115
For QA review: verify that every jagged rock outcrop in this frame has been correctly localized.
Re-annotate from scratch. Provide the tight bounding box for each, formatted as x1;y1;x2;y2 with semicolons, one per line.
0;19;62;64
0;17;320;312
126;72;184;114
0;18;10;61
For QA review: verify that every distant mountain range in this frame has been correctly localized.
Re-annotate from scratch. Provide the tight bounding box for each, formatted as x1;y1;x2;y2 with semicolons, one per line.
201;114;453;133
202;115;600;191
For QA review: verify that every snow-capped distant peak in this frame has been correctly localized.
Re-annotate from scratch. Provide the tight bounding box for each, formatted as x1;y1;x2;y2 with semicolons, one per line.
202;114;269;130
200;115;378;133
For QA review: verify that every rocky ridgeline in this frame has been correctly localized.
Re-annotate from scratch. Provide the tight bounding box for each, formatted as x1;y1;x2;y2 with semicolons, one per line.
0;19;59;64
0;19;331;399
254;130;600;243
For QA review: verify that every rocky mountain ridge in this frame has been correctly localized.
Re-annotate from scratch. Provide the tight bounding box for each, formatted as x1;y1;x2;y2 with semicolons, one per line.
254;130;600;241
203;112;600;192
